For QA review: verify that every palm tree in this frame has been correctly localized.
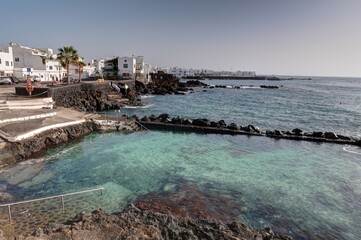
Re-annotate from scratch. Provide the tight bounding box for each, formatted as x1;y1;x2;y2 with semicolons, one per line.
76;59;86;83
57;46;79;84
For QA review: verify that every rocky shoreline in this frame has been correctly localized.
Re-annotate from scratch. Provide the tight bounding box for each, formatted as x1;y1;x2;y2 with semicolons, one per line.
136;114;361;147
0;121;100;166
14;204;291;240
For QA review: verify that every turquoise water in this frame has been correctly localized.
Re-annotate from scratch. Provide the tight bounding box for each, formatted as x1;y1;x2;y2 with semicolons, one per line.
1;77;361;239
1;131;361;239
122;78;361;137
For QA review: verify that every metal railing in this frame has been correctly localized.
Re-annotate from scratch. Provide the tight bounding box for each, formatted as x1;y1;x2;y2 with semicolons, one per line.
0;187;104;224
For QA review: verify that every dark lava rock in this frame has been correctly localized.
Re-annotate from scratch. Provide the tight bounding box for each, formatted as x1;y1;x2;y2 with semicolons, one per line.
243;125;260;133
274;130;284;136
218;120;227;128
171;116;184;124
324;132;338;140
141;116;150;122
210;121;220;128
184;80;208;87
248;125;260;133
227;123;240;130
148;114;158;121
24;204;292;240
131;115;139;121
266;130;275;136
260;85;279;89
193;118;211;127
312;132;324;138
183;119;193;125
158;113;171;122
291;128;303;136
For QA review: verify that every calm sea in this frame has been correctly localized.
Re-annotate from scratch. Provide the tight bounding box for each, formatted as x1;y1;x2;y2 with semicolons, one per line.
1;77;360;239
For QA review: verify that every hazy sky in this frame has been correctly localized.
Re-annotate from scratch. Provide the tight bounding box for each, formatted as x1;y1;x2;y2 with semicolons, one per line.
2;0;361;77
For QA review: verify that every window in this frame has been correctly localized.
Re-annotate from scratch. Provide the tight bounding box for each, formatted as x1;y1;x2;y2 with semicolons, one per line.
15;57;19;62
5;61;9;66
11;62;13;66
123;64;128;68
49;66;53;70
124;60;127;63
0;58;2;64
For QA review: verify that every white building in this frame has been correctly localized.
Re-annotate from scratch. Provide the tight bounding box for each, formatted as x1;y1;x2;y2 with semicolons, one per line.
0;46;14;76
118;56;136;78
91;59;105;76
68;60;96;80
234;71;256;77
7;42;66;81
117;55;146;81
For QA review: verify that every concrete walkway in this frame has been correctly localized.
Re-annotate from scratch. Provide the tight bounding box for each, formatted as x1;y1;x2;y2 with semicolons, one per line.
0;108;89;142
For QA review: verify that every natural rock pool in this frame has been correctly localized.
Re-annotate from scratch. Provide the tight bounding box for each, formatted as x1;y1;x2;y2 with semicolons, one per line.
1;131;361;239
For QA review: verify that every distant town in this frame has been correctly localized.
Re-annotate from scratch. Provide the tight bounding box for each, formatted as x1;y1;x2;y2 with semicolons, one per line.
0;42;257;83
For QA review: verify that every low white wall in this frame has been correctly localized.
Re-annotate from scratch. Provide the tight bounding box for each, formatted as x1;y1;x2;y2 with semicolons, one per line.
0;112;57;124
0;120;86;142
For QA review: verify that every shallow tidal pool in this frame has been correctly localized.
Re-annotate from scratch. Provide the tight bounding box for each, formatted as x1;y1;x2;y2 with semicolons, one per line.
1;131;361;239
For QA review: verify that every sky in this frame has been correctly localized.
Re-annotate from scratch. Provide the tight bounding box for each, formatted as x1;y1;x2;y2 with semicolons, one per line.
1;0;361;77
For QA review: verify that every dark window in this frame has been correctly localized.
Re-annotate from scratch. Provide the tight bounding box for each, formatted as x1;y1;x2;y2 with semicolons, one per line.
49;66;53;70
123;64;128;68
0;58;1;64
15;57;19;62
124;60;127;63
5;61;9;66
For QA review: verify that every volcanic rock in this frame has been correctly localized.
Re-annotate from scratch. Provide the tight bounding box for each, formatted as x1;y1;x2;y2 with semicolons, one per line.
192;118;211;127
291;128;303;136
227;123;240;130
324;132;338;140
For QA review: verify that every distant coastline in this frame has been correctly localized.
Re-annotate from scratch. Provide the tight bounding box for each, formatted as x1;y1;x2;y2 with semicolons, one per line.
183;75;312;81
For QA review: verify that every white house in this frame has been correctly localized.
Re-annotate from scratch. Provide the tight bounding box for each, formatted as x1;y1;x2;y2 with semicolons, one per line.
0;46;14;76
68;59;96;80
118;56;136;78
8;42;66;81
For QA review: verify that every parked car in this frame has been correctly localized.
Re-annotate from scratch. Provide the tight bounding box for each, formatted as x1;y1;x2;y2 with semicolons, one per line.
0;77;12;85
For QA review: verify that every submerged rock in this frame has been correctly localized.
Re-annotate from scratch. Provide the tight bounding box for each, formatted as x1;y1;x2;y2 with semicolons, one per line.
0;191;14;203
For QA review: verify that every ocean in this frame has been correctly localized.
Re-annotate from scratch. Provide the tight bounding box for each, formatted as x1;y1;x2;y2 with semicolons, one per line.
1;77;360;239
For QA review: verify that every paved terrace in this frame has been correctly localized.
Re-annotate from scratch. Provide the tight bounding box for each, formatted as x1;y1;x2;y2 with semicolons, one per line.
0;108;89;142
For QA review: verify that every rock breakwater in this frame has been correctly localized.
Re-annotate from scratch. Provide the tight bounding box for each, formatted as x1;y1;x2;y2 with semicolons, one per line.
136;114;361;146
